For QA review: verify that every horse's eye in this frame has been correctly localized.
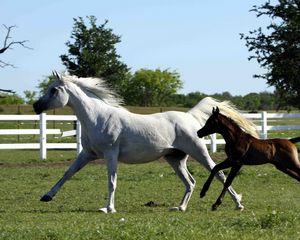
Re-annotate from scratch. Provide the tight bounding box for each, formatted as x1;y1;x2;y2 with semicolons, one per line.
50;87;58;95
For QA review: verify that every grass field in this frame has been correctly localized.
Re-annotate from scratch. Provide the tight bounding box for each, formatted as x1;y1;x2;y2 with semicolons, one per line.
1;105;300;239
1;150;300;239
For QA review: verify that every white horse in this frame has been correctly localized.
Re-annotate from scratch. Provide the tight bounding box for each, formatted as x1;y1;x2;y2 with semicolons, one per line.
33;72;250;213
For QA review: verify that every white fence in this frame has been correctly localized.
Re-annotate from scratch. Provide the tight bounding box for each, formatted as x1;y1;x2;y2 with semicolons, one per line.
205;112;300;152
0;112;300;159
0;113;82;160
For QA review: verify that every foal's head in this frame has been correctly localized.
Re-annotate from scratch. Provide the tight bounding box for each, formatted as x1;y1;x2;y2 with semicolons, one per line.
197;107;225;138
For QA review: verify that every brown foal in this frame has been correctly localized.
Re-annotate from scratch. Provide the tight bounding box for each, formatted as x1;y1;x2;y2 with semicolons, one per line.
197;107;300;211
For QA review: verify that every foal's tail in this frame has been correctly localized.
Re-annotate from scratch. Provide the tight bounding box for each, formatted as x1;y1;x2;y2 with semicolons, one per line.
188;97;259;138
290;137;300;144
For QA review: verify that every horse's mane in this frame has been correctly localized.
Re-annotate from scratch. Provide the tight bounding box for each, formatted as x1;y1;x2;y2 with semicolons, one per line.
219;113;249;135
60;73;124;107
189;97;259;138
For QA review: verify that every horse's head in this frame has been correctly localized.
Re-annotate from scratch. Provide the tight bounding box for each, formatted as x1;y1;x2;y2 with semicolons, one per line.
197;107;221;138
33;71;69;114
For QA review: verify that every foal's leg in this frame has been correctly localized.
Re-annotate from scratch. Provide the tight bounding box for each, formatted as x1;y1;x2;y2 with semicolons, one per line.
212;165;241;211
200;159;232;198
273;147;300;181
274;162;300;182
40;150;96;202
188;141;244;210
165;154;196;212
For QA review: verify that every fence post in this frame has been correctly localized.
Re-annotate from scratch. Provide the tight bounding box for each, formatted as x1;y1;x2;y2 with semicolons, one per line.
40;113;47;160
261;111;267;139
210;133;217;153
76;120;82;155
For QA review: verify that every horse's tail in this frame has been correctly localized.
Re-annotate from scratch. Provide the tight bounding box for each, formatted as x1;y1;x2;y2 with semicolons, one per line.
188;97;259;138
290;137;300;144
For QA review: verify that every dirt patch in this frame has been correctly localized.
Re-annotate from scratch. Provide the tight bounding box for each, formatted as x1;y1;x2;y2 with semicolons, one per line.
0;159;106;169
0;155;225;169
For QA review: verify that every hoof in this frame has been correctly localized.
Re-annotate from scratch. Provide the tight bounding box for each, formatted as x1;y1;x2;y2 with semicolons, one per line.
235;205;245;211
40;195;52;202
200;191;205;198
98;207;116;214
235;193;244;211
169;207;185;212
212;204;218;211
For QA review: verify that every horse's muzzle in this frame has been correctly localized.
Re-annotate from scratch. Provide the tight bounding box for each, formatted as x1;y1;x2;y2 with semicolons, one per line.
33;100;45;114
197;130;204;138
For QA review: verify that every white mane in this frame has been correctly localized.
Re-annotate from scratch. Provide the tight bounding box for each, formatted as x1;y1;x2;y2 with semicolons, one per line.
189;97;259;138
60;73;124;107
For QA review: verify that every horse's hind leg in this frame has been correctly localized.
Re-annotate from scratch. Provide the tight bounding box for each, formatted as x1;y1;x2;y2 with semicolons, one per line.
213;165;244;210
212;165;241;211
274;162;300;182
165;152;195;212
40;150;96;202
200;158;232;198
273;149;300;182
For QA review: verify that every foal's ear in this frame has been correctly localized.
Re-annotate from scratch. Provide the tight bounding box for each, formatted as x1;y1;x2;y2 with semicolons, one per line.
212;106;220;115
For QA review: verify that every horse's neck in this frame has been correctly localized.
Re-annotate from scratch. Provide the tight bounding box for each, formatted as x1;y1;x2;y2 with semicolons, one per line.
220;117;244;144
66;85;109;128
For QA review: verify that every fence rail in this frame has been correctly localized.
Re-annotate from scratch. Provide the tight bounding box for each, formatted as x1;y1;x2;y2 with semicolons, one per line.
204;112;300;152
0;112;300;159
0;113;81;160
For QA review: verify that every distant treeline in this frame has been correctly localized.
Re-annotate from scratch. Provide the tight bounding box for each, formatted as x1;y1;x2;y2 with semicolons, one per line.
0;90;296;112
167;91;295;112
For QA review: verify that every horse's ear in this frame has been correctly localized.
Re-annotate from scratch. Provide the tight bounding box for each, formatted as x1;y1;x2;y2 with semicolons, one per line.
52;70;62;81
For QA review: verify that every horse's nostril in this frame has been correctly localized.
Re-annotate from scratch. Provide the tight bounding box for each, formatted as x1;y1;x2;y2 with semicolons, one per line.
33;101;43;114
197;130;202;138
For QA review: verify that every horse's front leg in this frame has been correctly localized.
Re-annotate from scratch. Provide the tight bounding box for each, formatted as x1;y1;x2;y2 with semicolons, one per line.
99;149;118;213
40;150;96;202
212;165;241;211
200;159;231;198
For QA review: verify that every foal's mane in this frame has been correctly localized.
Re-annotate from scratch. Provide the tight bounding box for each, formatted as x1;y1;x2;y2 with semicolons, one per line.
189;97;259;138
218;110;259;138
60;73;124;107
218;113;246;134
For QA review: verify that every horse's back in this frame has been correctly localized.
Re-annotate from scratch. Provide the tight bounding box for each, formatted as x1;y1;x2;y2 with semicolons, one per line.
116;110;203;163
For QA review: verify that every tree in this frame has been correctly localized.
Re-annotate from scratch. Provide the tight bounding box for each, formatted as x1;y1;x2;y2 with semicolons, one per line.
122;69;183;106
243;93;261;111
1;24;31;94
0;24;31;68
23;90;37;104
60;16;130;90
0;92;24;104
37;75;56;95
182;91;207;108
240;0;300;108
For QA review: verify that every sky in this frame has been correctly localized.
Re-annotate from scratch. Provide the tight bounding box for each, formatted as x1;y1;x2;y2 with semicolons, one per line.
1;0;275;98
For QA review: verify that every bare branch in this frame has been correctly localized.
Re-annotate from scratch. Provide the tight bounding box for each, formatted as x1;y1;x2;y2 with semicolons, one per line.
0;24;32;68
3;25;15;48
0;24;32;54
0;60;15;68
0;88;15;94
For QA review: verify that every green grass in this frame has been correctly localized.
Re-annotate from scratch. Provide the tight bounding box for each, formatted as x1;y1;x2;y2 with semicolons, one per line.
1;106;300;239
1;150;300;239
